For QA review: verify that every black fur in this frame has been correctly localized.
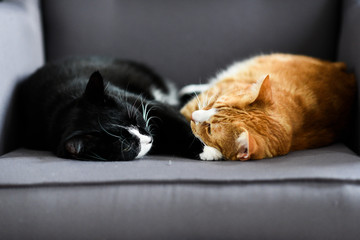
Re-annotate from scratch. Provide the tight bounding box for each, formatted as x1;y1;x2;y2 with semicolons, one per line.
19;57;202;161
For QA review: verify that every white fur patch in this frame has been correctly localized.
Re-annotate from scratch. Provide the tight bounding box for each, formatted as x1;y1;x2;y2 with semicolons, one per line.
129;128;153;159
200;146;223;161
191;108;217;123
179;84;210;96
151;81;179;106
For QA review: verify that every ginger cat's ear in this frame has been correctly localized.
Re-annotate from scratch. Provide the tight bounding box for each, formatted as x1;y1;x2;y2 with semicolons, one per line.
252;75;272;105
222;75;273;109
236;128;256;161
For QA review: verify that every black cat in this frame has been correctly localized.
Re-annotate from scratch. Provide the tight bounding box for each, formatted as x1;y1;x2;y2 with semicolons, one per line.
19;57;202;161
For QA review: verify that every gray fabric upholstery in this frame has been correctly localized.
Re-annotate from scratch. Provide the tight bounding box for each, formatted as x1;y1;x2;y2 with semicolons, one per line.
338;0;360;153
1;144;360;240
1;0;360;239
0;0;44;155
43;0;341;87
1;183;359;240
0;144;359;186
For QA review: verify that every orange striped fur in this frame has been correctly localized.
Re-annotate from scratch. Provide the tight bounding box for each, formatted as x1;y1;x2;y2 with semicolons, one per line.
181;54;356;160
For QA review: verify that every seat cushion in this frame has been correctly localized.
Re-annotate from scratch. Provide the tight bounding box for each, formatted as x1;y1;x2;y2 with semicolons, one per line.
0;144;360;185
1;144;360;239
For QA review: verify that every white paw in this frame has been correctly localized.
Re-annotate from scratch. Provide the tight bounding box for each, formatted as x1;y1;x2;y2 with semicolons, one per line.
179;84;210;96
200;146;223;161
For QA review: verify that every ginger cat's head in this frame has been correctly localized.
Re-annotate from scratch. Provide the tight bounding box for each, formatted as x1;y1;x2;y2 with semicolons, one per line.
187;75;288;160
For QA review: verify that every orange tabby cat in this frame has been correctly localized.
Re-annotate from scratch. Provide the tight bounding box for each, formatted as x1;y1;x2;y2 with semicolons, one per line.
180;53;356;161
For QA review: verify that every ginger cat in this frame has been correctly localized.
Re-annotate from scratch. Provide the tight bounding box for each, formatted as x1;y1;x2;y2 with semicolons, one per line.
180;54;356;161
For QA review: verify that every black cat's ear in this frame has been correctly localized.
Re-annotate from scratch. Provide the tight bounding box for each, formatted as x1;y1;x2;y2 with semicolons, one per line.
84;71;105;104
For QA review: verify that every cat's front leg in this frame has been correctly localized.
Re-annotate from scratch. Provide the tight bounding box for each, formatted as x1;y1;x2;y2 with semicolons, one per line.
199;145;223;161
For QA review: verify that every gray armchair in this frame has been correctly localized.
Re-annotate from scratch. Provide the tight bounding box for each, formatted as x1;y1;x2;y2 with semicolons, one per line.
1;0;360;239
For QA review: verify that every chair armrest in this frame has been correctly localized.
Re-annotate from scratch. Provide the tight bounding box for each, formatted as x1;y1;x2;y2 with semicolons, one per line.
338;0;360;154
0;0;44;155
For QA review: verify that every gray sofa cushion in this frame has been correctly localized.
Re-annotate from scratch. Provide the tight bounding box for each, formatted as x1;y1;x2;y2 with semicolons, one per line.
1;144;360;239
1;144;360;186
1;182;360;240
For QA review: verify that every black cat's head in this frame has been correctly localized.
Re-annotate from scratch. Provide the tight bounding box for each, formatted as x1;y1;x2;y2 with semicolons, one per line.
57;71;153;161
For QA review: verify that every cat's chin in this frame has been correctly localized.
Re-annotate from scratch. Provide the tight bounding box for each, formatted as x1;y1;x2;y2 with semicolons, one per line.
129;128;153;159
136;141;152;159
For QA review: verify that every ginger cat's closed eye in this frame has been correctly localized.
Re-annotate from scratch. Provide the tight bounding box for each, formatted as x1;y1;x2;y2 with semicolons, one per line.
181;54;356;161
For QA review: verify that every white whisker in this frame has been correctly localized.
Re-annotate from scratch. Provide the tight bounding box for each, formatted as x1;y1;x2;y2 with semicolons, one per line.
203;93;209;109
141;102;158;129
146;116;160;128
194;92;201;110
88;151;108;161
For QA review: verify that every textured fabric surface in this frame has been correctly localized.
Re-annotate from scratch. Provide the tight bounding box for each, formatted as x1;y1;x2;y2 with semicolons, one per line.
338;0;360;153
1;145;360;240
1;182;360;240
0;0;44;155
2;1;360;239
1;144;359;186
42;0;341;87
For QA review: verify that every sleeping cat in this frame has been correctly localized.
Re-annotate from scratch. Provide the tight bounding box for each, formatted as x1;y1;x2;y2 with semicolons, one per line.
180;53;356;161
20;57;202;161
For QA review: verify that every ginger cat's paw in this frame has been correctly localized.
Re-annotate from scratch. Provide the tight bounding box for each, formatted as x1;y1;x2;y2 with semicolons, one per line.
199;146;223;161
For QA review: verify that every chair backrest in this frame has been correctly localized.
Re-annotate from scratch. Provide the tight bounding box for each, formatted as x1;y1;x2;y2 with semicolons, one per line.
43;0;360;154
42;0;341;87
3;0;360;155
